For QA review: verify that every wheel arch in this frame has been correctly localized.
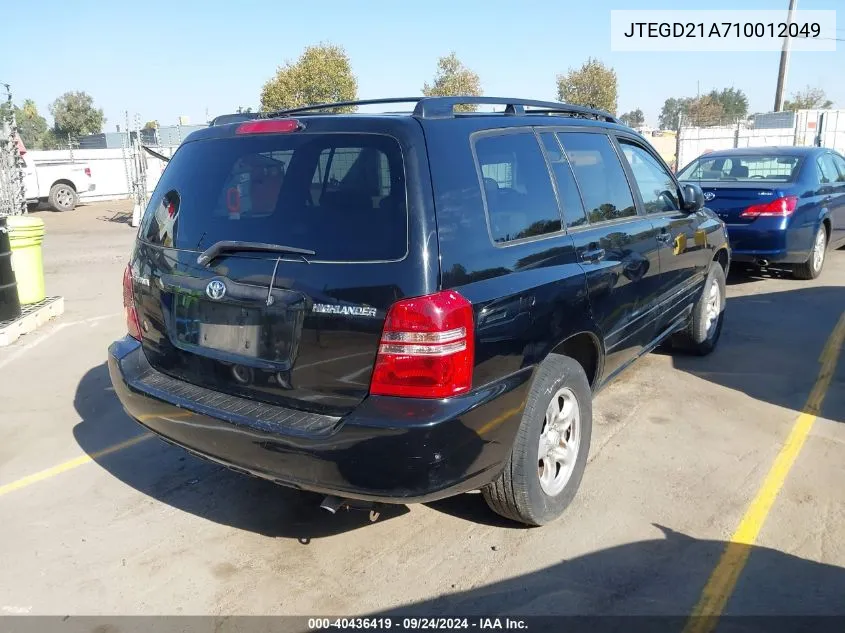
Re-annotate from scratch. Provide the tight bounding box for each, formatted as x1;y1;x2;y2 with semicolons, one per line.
50;178;78;192
548;329;604;390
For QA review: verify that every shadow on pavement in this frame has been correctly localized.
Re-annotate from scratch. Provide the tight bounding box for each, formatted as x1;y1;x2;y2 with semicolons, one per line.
726;267;795;285
97;210;133;224
72;363;409;542
372;525;845;624
669;284;845;423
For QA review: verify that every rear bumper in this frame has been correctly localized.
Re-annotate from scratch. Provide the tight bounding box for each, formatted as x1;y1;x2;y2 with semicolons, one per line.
108;336;530;504
726;221;812;264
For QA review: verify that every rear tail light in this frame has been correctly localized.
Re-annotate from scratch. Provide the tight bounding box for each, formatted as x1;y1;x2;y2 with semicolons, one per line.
370;290;475;398
123;264;141;340
84;167;91;177
741;195;798;218
236;119;302;135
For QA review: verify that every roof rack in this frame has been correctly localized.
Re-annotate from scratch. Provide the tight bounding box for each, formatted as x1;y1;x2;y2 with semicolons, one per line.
263;98;424;118
263;96;619;124
413;97;619;123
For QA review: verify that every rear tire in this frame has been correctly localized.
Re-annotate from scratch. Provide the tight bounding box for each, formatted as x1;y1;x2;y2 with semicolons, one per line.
672;262;726;356
792;224;827;280
47;183;77;212
482;354;592;526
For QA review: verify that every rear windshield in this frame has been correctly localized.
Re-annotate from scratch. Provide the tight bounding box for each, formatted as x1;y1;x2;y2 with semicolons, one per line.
140;133;408;262
678;154;801;183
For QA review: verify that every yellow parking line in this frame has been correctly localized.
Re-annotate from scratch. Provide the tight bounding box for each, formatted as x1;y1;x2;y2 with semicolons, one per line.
683;311;845;633
0;433;153;498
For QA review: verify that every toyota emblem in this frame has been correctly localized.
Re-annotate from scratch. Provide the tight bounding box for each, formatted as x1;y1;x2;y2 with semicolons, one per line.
205;279;226;300
704;192;716;201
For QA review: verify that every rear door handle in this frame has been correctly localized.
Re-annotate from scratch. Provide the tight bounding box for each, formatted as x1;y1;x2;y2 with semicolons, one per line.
580;248;606;263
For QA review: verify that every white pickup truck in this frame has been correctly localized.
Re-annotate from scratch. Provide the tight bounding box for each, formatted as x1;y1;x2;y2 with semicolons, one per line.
22;157;95;211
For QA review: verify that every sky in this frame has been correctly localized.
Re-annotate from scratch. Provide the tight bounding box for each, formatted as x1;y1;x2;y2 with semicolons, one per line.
4;0;842;130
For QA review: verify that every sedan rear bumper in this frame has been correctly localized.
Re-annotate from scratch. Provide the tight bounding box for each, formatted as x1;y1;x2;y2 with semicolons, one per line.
108;336;530;504
726;220;813;265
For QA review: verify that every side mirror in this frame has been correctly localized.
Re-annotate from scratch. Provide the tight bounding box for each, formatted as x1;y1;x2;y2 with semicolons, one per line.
682;183;705;212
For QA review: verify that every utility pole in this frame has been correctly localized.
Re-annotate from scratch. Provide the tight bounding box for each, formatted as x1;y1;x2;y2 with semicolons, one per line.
774;0;798;112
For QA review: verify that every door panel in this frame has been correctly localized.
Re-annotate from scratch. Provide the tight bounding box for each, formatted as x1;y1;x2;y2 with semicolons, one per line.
554;131;661;380
22;159;38;199
616;138;707;333
569;220;662;377
826;153;845;247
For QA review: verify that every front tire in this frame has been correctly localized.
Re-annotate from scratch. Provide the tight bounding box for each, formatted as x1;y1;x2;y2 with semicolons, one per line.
792;224;827;280
672;261;726;356
47;183;78;212
482;354;592;526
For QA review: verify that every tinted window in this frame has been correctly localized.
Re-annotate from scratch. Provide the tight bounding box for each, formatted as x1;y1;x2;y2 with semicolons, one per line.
556;132;637;223
620;141;680;214
539;132;588;228
475;132;562;243
831;154;845;182
140;133;407;262
817;154;840;184
678;155;800;182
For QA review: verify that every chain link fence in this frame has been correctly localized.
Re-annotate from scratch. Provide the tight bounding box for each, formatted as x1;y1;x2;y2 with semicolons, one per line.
0;84;26;217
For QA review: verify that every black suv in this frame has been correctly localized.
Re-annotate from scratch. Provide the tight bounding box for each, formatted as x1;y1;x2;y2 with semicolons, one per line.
109;97;729;526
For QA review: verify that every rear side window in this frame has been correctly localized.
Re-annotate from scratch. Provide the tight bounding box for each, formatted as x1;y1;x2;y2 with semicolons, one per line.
141;133;407;262
539;132;588;229
817;154;840;185
831;154;845;182
474;132;562;244
556;132;637;223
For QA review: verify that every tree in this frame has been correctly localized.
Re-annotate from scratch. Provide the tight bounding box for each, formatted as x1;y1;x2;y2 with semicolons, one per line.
0;99;56;149
556;58;617;115
422;52;483;112
260;43;357;112
619;108;645;128
783;86;834;111
15;100;49;149
709;87;748;121
658;97;691;130
49;91;105;140
236;106;253;114
143;120;159;129
685;95;725;126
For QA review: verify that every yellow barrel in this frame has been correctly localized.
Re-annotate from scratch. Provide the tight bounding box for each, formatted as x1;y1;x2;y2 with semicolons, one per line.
7;215;46;305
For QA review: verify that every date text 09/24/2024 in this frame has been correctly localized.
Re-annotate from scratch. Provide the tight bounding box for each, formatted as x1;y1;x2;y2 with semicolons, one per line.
623;21;821;39
307;618;528;630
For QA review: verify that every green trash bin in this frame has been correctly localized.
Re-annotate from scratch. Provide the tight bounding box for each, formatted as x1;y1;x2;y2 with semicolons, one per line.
7;215;46;305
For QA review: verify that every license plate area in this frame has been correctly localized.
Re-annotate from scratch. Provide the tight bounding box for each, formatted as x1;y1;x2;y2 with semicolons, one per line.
173;296;261;358
197;302;260;357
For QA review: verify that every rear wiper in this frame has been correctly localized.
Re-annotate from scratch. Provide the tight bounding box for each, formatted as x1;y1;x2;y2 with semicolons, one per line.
197;240;316;266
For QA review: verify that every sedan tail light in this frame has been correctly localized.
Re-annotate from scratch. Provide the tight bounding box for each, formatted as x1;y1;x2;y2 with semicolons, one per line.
370;290;474;398
741;195;798;218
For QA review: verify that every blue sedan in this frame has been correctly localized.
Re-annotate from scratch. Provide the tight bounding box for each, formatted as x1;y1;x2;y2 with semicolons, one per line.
678;146;845;279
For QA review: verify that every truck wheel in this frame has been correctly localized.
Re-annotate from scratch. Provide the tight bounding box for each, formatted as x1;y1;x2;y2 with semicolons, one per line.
48;183;78;212
482;354;592;526
792;224;827;280
671;261;726;356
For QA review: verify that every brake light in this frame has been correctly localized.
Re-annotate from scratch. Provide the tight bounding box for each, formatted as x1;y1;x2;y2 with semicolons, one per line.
123;264;141;340
236;119;302;135
84;167;91;177
741;195;798;218
370;290;475;399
